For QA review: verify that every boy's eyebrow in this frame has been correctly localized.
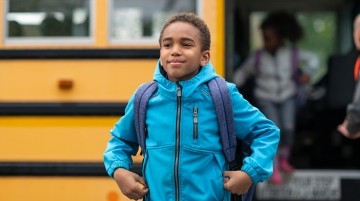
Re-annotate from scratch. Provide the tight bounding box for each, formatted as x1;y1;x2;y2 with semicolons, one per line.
180;37;195;43
162;37;172;42
162;37;195;43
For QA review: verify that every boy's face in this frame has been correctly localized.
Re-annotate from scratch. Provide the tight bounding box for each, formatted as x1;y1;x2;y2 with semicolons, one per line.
160;22;210;82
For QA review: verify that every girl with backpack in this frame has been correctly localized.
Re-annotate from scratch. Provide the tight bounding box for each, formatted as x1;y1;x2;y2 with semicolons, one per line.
233;11;319;184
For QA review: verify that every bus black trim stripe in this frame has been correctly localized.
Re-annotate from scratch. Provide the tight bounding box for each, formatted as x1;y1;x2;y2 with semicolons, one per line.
0;49;159;59
0;102;127;116
0;162;142;176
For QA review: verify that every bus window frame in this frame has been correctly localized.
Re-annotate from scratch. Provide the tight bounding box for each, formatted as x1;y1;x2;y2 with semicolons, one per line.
107;0;203;46
3;0;95;45
238;0;351;54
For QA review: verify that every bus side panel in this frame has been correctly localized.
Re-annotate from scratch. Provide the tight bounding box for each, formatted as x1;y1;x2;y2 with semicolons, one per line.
0;177;132;201
0;59;157;102
0;116;142;162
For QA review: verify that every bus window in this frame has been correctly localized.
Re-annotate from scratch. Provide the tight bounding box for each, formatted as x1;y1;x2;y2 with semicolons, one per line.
109;0;199;45
249;11;337;82
5;0;92;43
297;12;337;81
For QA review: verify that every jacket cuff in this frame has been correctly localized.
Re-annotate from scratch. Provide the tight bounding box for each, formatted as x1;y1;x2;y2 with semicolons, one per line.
241;163;261;184
107;160;131;178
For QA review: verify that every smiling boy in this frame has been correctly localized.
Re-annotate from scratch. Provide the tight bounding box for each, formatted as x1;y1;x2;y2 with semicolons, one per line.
104;12;279;201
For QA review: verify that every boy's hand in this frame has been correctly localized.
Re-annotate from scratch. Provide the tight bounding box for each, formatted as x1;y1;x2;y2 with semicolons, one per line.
113;168;148;200
223;170;253;195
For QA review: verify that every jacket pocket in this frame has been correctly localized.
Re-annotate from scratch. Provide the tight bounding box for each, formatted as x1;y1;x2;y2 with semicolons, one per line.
181;146;227;200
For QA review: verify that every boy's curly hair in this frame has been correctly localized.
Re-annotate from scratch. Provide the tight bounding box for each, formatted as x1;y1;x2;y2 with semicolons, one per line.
159;12;211;52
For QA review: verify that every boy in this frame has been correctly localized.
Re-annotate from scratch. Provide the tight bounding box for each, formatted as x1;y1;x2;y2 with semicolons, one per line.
104;12;280;201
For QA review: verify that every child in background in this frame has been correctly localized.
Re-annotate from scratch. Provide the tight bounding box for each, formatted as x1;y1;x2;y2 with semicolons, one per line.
104;12;279;200
233;11;319;184
338;13;360;139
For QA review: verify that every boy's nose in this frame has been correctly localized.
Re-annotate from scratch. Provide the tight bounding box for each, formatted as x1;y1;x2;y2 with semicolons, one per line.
171;45;182;56
171;51;181;56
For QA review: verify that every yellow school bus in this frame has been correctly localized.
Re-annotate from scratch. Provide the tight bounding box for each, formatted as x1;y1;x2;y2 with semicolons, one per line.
2;0;360;200
0;0;225;200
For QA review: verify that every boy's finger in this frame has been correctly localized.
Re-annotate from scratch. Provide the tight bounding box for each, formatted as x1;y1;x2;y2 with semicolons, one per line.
137;176;148;188
223;171;232;184
132;185;148;198
223;180;233;192
222;171;231;177
129;191;143;200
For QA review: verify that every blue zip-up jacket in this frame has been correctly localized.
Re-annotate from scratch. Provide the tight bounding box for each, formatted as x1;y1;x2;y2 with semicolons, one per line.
104;61;280;201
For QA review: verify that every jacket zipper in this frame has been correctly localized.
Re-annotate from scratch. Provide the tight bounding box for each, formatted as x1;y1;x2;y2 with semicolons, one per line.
193;107;198;139
174;82;182;201
142;154;149;201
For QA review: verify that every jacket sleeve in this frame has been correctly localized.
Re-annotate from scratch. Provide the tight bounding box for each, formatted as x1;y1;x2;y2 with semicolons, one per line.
346;80;360;135
103;93;139;177
229;83;280;183
233;52;257;87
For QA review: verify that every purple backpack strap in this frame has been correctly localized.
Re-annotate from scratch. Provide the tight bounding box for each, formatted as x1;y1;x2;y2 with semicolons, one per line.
291;46;300;83
208;77;255;201
134;81;158;153
208;77;237;163
254;50;262;72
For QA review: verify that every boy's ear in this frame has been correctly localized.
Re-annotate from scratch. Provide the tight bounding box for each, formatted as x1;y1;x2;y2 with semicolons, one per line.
200;50;210;66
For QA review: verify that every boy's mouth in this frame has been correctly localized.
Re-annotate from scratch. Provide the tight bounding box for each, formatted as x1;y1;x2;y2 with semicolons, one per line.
168;59;185;67
168;59;185;64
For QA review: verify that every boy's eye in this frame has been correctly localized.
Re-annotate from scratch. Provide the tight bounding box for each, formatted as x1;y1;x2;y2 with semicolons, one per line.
163;43;171;48
182;43;195;48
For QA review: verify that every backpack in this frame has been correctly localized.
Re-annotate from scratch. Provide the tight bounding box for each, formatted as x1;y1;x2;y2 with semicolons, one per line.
254;47;307;107
134;77;255;201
